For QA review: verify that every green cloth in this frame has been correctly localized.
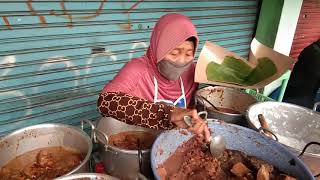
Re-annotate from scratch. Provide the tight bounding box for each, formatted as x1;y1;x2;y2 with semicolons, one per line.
255;0;284;48
206;56;277;86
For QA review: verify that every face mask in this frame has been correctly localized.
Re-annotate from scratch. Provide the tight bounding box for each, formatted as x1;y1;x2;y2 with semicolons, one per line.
157;60;192;80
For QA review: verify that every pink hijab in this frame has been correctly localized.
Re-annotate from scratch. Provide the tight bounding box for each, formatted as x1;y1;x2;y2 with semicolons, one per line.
102;13;199;107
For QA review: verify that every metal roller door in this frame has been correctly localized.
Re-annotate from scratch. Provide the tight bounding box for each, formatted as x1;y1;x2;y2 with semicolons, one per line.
0;0;259;136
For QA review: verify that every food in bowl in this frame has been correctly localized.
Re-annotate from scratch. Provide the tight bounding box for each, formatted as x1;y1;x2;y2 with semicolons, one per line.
157;137;296;180
109;131;157;150
0;147;83;180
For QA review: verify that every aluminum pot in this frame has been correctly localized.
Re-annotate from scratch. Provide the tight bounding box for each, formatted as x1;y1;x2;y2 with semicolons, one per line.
151;122;315;180
195;86;258;124
82;117;161;180
0;123;92;176
246;101;320;177
54;173;119;180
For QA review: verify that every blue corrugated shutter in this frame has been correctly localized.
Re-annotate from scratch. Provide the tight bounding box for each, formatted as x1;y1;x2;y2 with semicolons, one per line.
0;0;259;136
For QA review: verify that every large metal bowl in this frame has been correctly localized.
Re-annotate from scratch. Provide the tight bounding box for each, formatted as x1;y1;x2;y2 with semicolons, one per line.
246;101;320;176
151;122;315;180
195;86;258;124
0;123;92;176
54;173;119;180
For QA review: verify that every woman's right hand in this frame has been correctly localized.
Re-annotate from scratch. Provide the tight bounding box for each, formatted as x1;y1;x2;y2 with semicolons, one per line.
170;108;211;142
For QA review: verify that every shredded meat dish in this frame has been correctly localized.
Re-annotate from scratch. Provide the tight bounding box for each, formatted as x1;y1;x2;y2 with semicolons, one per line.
109;131;157;150
0;147;83;180
157;137;296;180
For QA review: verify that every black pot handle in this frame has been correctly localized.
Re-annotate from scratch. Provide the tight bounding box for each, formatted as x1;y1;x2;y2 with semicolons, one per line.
298;142;320;178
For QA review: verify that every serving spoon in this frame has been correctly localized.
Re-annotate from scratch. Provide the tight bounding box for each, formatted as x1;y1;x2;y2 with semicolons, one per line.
184;111;226;157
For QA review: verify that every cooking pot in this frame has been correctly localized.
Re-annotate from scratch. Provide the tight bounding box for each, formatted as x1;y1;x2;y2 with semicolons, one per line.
246;101;320;177
195;86;257;124
82;117;161;180
54;173;119;180
0;123;92;176
151;122;315;180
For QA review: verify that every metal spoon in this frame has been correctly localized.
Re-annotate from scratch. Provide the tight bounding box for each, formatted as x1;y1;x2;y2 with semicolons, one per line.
209;135;226;157
184;111;226;157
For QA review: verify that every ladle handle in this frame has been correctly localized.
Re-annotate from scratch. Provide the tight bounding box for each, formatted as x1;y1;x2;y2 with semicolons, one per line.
298;142;320;178
198;111;208;121
257;114;275;139
184;111;208;127
198;95;219;111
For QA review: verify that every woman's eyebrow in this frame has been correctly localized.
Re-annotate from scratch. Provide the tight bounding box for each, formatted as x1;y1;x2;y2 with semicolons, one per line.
173;47;193;51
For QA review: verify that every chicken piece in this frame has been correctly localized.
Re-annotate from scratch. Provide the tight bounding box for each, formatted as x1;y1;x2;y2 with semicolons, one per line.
230;162;251;177
22;163;46;179
10;174;27;180
36;150;55;168
279;174;297;180
247;156;274;172
157;166;167;180
0;167;26;180
59;155;82;174
257;165;270;180
246;173;255;180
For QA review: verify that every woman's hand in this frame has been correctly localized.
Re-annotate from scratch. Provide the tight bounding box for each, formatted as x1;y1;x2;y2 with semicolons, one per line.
170;108;211;142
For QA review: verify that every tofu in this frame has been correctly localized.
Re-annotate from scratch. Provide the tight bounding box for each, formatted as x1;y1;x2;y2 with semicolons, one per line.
230;162;251;177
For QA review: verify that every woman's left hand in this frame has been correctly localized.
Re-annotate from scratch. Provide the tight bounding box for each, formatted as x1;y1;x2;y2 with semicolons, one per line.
170;108;211;142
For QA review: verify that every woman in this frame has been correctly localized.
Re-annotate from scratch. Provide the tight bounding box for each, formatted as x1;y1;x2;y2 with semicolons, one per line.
97;13;210;142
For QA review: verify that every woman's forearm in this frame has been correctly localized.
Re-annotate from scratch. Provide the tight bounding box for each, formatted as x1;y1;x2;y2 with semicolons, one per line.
97;92;175;130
